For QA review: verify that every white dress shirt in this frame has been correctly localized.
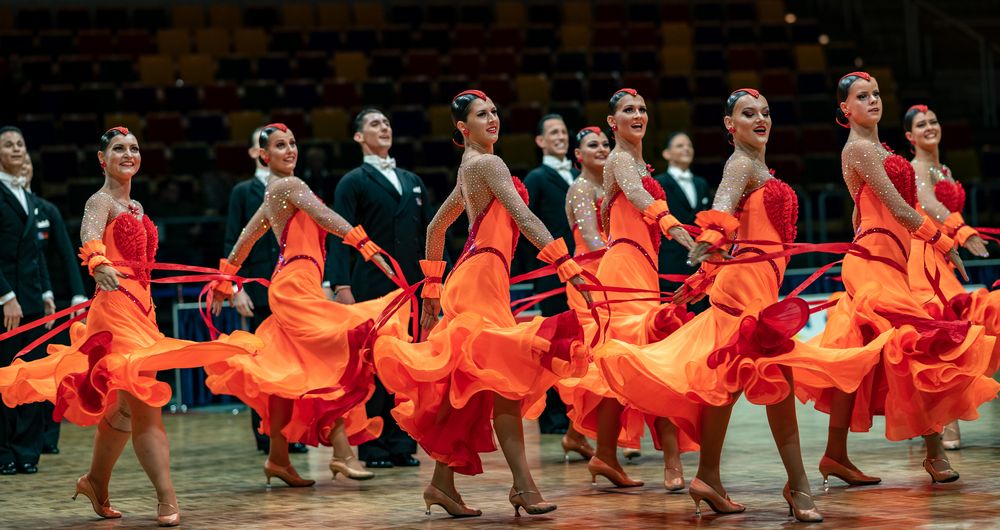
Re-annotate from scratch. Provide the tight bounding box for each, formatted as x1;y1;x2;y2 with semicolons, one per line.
542;155;574;187
668;166;697;209
254;167;270;186
0;171;53;305
364;155;402;195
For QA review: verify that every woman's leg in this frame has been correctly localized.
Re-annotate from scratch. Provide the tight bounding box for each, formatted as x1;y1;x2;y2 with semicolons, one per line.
120;392;177;510
266;395;293;466
85;395;132;500
695;402;735;494
765;372;812;503
655;417;684;489
824;389;858;469
493;394;545;504
594;397;624;470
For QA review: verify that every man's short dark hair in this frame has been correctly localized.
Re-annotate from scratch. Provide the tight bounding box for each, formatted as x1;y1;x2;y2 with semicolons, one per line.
354;108;385;133
536;114;564;136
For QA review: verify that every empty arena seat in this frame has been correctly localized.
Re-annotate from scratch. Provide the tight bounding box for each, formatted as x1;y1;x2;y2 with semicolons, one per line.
163;84;200;112
322;79;360;108
215;141;251;175
138;55;175;86
228;110;265;142
269;110;307;138
258;54;293;80
334;51;368;82
157;29;192;57
310;107;349;141
516;74;551;105
171;5;206;29
233;29;268;58
178;54;216;86
103;113;143;138
145;113;185;144
242;81;281;111
187;112;228;144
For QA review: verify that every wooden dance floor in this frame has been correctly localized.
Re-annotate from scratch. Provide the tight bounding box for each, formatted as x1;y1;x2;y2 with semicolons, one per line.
2;399;998;529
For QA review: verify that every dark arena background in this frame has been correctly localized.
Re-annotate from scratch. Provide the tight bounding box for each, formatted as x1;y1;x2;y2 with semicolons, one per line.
1;1;998;528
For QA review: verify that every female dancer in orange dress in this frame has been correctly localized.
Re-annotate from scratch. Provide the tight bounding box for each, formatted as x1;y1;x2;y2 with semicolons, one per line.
571;89;698;492
206;124;409;487
0;127;261;526
597;89;892;522
903;104;996;450
555;126;608;463
797;73;999;486
373;90;590;518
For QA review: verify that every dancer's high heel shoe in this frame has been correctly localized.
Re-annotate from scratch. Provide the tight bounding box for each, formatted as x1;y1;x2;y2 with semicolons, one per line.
509;487;557;516
329;456;374;481
782;483;823;523
688;477;745;516
263;460;315;488
156;502;180;527
561;434;595;462
923;458;960;483
818;455;881;489
623;447;641;463
72;474;122;519
663;466;685;492
942;421;961;450
422;484;482;518
587;456;644;487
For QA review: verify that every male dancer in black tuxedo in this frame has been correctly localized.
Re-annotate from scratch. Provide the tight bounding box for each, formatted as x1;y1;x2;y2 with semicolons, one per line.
0;126;55;475
22;154;87;455
521;114;578;434
223;127;307;454
654;132;711;313
329;108;438;468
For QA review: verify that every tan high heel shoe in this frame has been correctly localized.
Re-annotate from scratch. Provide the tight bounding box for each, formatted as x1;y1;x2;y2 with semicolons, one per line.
942;421;961;450
423;484;482;518
783;483;823;523
818;455;881;489
156;502;180;527
587;456;644;487
688;477;745;516
663;466;685;492
329;456;374;481
509;487;557;516
263;460;315;488
923;458;960;483
561;434;595;462
72;474;122;519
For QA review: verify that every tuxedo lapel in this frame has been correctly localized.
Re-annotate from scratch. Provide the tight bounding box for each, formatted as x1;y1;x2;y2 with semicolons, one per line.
394;169;416;217
22;191;38;239
542;165;570;193
361;164;402;200
661;175;693;216
250;178;266;208
0;184;27;223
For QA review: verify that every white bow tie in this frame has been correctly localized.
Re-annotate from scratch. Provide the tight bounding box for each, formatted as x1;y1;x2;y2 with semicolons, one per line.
0;174;26;189
673;170;693;181
373;157;397;172
550;159;572;172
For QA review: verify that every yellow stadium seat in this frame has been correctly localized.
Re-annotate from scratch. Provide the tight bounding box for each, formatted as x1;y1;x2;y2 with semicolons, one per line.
661;23;693;47
947;149;981;179
0;8;14;30
660;46;694;76
310;108;350;140
495;1;526;26
171;5;205;29
229;110;265;142
658;100;692;132
499;133;537;168
282;3;315;27
178;54;216;86
728;71;761;91
103;113;143;138
516;75;551;105
756;0;786;24
563;2;592;25
428;105;454;137
233;29;268;58
196;28;231;55
157;29;191;57
584;101;607;126
353;3;385;27
137;55;175;86
318;4;351;29
561;25;590;51
208;5;242;30
794;44;826;73
334;52;368;82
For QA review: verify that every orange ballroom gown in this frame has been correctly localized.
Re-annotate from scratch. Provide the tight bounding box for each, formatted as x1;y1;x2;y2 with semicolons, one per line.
797;152;998;441
373;176;589;475
0;207;261;426
205;208;409;447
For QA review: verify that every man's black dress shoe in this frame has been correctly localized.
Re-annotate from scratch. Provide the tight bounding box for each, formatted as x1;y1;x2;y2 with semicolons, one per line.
390;454;420;467
42;445;59;455
289;443;308;454
18;463;38;474
0;462;15;475
365;459;394;469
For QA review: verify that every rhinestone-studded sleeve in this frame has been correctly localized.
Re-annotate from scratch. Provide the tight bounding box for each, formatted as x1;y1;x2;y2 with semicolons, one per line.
606;150;656;212
425;183;465;261
475;155;555;250
843;141;923;231
80;192;116;243
225;203;270;267
566;179;605;252
712;155;758;214
912;160;951;223
272;176;353;237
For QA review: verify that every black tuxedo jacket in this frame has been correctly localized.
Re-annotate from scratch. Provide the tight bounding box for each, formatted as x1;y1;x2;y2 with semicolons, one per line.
327;163;438;302
654;170;712;278
32;194;85;302
223;177;281;309
0;185;51;316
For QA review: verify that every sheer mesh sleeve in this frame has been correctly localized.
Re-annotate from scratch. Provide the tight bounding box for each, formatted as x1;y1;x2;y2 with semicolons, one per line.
844;142;923;231
566;181;604;252
912;161;951;223
476;155;555;250
607;151;655;211
80;192;116;243
226;205;270;267
711;155;756;214
425;184;465;262
274;177;353;237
